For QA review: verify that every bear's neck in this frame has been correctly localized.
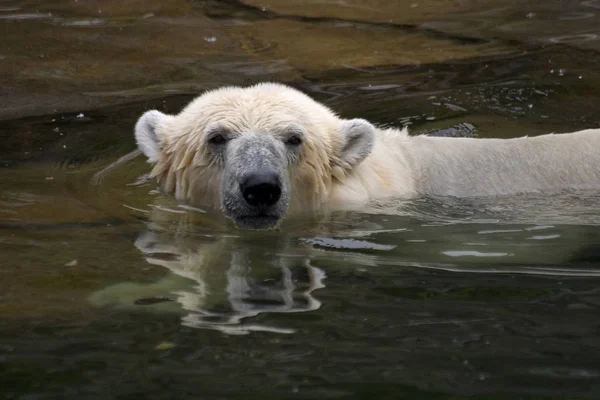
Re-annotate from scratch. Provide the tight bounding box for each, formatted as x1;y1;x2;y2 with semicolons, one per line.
327;127;416;210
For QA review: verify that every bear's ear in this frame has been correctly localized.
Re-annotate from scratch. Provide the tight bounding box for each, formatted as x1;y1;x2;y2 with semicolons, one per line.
337;118;375;168
135;110;169;163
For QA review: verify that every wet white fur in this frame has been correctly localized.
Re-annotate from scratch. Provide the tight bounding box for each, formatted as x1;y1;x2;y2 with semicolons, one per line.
135;82;600;215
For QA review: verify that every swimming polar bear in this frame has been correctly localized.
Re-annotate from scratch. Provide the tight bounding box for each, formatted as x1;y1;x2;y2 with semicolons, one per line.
134;82;600;230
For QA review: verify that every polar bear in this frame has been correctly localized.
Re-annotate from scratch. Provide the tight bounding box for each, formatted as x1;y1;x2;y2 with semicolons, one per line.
135;82;600;230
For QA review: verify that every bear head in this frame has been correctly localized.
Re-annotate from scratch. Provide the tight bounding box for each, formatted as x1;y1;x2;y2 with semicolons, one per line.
135;83;375;229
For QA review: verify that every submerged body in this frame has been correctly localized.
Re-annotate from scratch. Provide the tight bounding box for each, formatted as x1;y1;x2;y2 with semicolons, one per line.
331;127;600;208
134;82;600;229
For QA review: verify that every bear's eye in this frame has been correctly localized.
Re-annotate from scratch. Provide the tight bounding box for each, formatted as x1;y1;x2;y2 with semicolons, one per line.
208;134;228;145
286;135;303;146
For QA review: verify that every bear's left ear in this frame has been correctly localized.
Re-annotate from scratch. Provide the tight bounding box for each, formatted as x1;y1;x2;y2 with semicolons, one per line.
337;118;375;168
135;110;170;163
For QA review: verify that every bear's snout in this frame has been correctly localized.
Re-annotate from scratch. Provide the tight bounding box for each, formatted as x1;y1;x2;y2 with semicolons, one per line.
220;135;290;229
239;171;282;208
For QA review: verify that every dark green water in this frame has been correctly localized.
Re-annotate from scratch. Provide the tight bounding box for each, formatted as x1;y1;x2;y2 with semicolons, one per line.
2;1;600;399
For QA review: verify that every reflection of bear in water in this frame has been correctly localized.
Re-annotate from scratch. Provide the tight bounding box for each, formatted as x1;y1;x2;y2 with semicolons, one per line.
89;194;600;334
89;208;327;335
134;82;600;230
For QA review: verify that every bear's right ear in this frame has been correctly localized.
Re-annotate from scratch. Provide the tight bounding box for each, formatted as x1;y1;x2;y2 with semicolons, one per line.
135;110;168;163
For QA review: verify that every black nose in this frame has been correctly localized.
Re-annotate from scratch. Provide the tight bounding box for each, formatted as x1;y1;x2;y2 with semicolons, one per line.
240;171;282;208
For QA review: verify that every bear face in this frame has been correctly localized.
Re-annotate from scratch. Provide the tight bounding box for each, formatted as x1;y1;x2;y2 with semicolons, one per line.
135;83;375;229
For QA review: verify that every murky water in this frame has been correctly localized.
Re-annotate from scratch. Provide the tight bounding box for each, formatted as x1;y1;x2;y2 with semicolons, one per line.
2;1;600;399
